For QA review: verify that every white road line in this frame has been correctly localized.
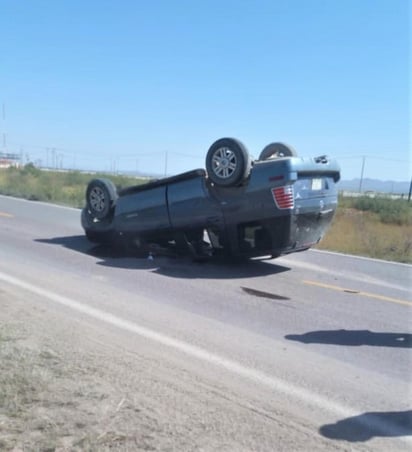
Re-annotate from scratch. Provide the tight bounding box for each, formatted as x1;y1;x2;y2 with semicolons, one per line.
278;257;410;293
1;269;411;442
310;249;412;267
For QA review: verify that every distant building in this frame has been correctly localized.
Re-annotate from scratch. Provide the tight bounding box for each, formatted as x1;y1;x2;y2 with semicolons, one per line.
0;152;21;168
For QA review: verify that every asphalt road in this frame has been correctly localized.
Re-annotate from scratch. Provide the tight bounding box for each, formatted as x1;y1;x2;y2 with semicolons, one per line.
0;194;411;450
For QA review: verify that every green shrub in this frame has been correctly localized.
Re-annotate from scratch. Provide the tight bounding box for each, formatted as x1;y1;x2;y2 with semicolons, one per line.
352;196;411;225
338;195;411;226
0;167;147;208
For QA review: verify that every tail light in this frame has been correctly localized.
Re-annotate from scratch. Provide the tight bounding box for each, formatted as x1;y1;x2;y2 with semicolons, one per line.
272;185;294;209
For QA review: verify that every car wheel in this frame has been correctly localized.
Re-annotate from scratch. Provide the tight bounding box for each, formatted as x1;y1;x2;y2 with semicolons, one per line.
206;138;251;187
259;142;298;160
86;178;118;220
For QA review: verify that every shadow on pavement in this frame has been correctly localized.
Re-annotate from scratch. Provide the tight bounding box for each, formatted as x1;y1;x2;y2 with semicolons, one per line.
320;410;412;442
285;329;412;348
36;235;291;279
36;235;92;254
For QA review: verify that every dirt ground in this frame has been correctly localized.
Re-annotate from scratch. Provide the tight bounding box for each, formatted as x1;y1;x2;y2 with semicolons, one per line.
0;287;167;451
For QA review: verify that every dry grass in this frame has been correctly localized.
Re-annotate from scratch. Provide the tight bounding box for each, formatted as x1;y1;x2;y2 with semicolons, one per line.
317;208;412;263
0;325;152;451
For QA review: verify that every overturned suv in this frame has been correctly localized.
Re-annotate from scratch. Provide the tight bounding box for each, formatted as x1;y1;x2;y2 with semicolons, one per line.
82;138;340;260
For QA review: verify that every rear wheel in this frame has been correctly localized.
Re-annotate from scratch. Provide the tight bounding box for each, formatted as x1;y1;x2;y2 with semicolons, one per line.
259;142;297;160
86;178;118;220
206;138;251;187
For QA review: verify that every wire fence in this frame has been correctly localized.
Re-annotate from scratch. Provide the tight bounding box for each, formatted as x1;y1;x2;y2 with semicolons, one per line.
2;142;205;177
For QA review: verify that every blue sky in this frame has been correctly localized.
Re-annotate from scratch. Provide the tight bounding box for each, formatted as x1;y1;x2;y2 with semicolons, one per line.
0;0;410;181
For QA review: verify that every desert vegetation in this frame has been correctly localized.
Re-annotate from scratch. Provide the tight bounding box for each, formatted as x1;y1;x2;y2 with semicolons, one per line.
316;195;411;263
0;164;145;208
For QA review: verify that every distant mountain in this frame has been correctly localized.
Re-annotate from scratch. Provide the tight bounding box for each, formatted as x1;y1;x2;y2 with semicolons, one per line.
337;178;410;195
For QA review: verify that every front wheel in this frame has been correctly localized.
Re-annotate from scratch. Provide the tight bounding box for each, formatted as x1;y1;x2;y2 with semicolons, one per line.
86;178;118;220
206;138;251;187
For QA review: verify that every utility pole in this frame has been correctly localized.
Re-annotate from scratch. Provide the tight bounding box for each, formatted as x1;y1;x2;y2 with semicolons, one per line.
164;150;168;177
408;176;412;202
2;103;6;152
359;156;366;193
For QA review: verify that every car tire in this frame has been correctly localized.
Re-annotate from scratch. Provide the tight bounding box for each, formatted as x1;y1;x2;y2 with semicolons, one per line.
206;138;251;187
86;178;118;220
259;142;298;160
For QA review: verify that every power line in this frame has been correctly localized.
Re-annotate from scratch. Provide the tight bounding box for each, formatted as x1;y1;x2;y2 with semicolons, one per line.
335;155;408;163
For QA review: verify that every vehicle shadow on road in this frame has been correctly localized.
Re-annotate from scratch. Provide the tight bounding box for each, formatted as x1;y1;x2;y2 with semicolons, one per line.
319;410;412;442
149;257;290;279
36;235;291;279
285;329;412;348
36;235;95;254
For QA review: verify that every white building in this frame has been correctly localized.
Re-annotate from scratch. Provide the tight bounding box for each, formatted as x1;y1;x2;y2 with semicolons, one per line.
0;152;21;168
